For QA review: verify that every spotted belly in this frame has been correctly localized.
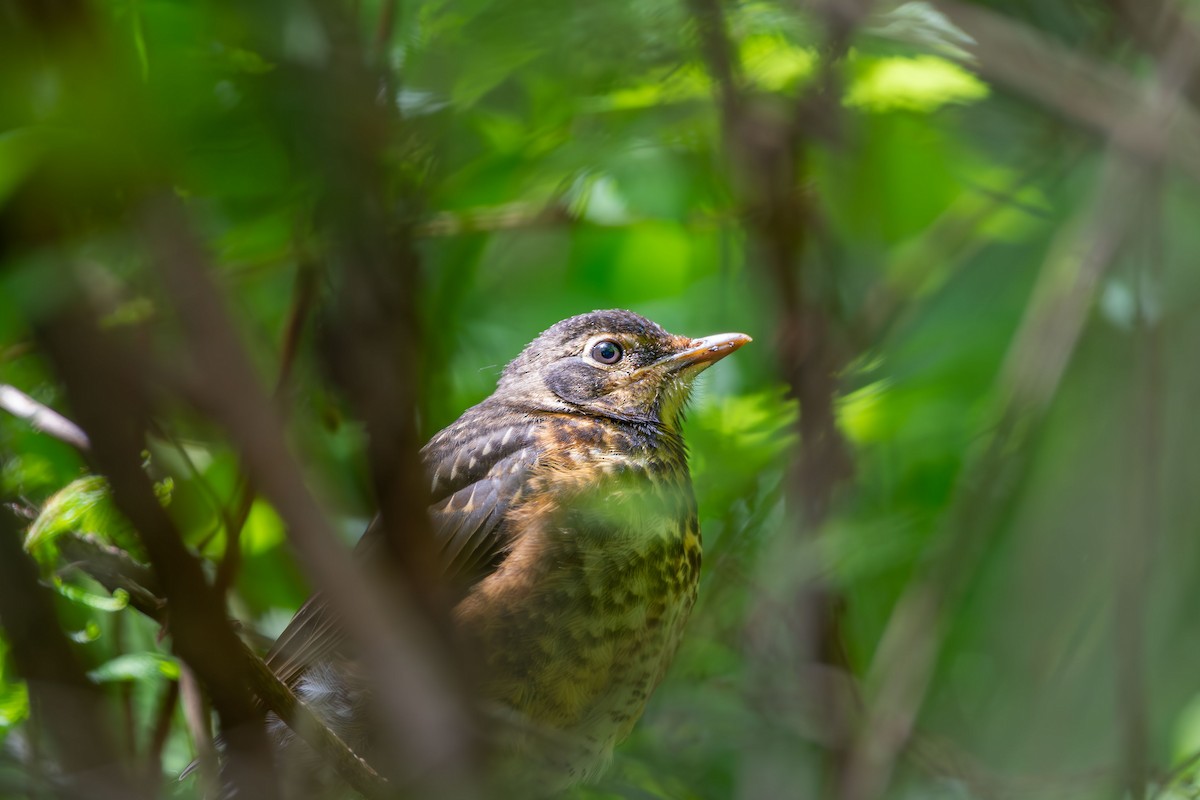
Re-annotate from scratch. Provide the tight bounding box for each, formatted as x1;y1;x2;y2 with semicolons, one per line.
454;505;702;788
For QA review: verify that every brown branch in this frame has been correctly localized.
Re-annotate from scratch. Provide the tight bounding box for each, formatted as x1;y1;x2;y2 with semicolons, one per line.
178;667;218;798
143;197;477;794
59;535;165;621
372;0;398;62
36;302;281;800
268;0;483;788
1107;0;1200;109
687;1;860;795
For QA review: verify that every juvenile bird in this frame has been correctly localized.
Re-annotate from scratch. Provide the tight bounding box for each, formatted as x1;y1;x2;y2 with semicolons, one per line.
263;309;750;795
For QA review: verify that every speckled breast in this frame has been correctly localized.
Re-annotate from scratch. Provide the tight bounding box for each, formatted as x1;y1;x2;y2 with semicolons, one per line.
452;414;702;785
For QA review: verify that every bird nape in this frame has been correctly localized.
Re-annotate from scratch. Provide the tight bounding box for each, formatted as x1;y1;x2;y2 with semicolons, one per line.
248;309;750;796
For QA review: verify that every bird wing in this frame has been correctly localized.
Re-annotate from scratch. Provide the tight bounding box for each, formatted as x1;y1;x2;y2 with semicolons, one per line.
264;404;540;686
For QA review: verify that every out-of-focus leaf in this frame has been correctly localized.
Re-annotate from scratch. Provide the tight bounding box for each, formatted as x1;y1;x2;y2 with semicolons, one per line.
24;473;169;563
25;476;125;561
868;1;977;61
1170;693;1200;783
847;55;988;113
50;579;130;612
243;499;286;555
88;652;180;684
0;681;28;731
67;621;100;643
741;35;816;91
0;641;29;736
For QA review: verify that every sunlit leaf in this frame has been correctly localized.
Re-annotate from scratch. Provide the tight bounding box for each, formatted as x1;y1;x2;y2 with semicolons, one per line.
25;476;124;560
846;54;988;112
88;652;180;684
50;579;130;612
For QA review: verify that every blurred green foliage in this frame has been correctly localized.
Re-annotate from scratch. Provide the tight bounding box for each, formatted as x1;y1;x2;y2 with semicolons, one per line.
2;0;1200;798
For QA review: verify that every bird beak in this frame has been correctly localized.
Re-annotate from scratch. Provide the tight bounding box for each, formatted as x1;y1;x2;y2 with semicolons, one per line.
670;332;752;369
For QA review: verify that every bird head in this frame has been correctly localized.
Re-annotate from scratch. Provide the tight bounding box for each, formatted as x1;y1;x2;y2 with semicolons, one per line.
495;309;750;430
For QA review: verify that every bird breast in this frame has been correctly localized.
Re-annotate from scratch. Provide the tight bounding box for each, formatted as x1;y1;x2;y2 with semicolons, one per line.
452;416;702;782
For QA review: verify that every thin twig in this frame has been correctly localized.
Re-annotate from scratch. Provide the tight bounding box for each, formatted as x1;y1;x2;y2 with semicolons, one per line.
178;667;218;799
372;0;398;62
0;384;91;452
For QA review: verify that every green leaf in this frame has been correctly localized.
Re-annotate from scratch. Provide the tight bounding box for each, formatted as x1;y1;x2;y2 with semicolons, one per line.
67;621;101;644
25;473;169;562
0;681;29;730
25;476;120;558
0;641;30;734
88;652;180;684
846;54;988;113
50;579;130;612
243;499;285;554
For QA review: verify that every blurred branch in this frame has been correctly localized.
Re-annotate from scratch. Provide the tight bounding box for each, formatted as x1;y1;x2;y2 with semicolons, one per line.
1108;0;1200;108
416;201;573;237
0;383;91;452
0;510;144;800
373;0;398;63
178;667;218;799
277;2;483;788
142;197;477;794
302;0;447;605
936;1;1200;181
214;261;319;599
842;150;1154;800
1116;169;1169;800
59;535;164;620
36;301;281;800
688;0;862;795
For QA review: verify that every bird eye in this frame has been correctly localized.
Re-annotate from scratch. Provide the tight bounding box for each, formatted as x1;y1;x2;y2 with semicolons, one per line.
590;340;624;365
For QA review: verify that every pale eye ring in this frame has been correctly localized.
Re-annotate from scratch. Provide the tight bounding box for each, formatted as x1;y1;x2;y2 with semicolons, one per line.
590;340;624;365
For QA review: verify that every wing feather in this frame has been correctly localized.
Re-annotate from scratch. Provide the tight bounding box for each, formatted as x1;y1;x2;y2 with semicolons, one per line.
264;403;539;684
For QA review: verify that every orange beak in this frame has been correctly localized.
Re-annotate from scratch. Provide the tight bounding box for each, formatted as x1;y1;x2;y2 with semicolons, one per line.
670;332;752;369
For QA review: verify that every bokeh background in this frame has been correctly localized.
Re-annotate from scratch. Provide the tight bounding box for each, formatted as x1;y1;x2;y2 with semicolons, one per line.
3;0;1200;798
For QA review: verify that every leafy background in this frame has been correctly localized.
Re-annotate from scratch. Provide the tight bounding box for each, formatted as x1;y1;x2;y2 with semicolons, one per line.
2;0;1200;798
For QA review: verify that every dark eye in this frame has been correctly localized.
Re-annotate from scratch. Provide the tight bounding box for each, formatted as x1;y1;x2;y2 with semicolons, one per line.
590;340;623;365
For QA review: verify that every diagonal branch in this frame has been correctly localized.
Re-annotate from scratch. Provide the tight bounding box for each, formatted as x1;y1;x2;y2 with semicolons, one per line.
142;198;478;796
936;0;1200;181
35;300;282;800
0;384;91;452
841;149;1154;800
